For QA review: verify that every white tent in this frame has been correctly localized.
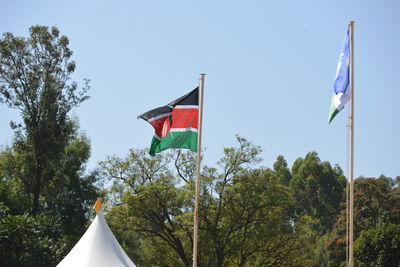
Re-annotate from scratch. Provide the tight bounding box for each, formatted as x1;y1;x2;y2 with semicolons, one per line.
57;209;136;267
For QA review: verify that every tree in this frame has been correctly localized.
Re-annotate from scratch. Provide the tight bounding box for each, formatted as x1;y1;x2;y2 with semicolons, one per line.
355;223;400;267
200;168;316;267
355;177;400;228
100;137;318;266
0;25;99;264
0;128;99;239
273;155;292;186
0;25;90;215
0;147;31;214
0;205;65;267
99;149;193;266
290;152;346;233
326;176;400;266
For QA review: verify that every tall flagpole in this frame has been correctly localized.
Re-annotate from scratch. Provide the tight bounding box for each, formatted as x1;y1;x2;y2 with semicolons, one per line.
193;73;205;267
348;21;355;267
346;178;349;265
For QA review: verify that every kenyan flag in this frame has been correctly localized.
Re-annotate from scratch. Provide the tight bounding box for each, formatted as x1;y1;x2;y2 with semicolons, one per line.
138;87;199;156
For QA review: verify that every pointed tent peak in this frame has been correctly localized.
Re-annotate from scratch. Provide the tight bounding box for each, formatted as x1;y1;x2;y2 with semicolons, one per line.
93;198;102;213
57;201;136;267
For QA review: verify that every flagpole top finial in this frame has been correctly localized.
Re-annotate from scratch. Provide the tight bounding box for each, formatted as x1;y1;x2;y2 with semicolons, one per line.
93;198;102;213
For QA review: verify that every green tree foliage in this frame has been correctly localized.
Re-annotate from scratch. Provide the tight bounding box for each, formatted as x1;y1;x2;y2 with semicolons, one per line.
355;223;400;267
0;25;99;264
273;155;292;186
99;149;194;266
290;152;346;233
354;176;400;229
0;25;90;215
0;148;30;214
326;176;400;266
100;137;318;267
0;130;99;240
0;205;64;267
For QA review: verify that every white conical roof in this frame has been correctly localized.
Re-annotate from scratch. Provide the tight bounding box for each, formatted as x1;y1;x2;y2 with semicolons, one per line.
57;211;136;267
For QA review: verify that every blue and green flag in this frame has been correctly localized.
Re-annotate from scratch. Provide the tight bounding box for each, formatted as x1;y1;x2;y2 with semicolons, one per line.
329;29;350;123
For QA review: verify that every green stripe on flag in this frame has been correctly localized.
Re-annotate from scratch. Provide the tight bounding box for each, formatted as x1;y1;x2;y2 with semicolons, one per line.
149;130;198;156
328;99;340;124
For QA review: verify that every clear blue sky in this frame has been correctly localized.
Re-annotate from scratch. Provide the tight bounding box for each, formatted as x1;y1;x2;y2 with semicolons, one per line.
1;0;399;178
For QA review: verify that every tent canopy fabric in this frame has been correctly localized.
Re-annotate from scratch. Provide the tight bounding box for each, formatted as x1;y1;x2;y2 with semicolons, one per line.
57;211;136;267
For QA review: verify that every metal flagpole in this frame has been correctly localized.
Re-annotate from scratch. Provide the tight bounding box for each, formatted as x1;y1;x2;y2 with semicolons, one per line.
346;178;349;266
348;21;355;267
193;73;205;267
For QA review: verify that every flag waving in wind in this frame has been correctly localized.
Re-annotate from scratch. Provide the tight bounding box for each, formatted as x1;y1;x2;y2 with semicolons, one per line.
138;88;199;156
329;29;350;123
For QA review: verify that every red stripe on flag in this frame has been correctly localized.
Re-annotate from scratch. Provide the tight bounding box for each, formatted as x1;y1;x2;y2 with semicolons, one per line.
171;108;198;129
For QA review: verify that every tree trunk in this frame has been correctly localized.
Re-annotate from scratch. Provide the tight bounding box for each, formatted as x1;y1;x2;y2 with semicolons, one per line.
31;168;42;215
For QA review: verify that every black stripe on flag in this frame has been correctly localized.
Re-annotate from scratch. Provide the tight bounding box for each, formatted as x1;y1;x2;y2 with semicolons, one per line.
138;87;199;122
